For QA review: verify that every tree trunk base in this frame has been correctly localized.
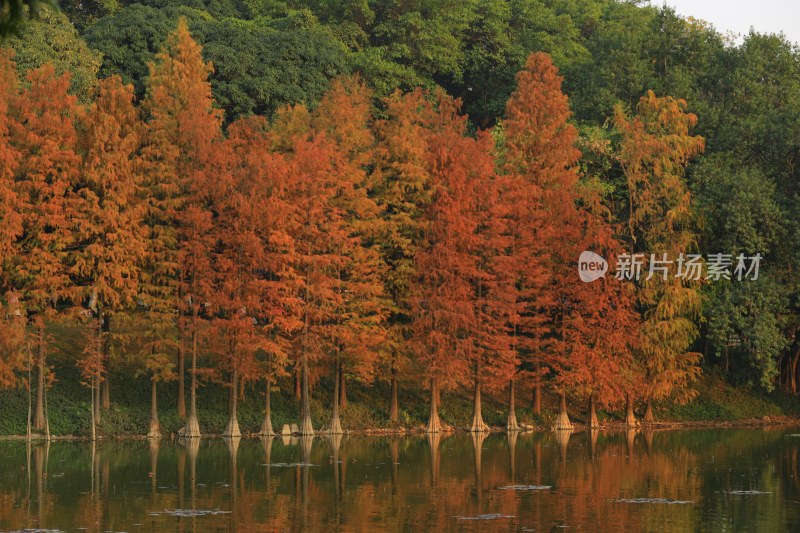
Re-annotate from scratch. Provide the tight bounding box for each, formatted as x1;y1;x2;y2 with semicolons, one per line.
553;395;573;431
180;415;202;439
147;419;161;440
259;417;276;437
587;395;600;429
469;415;489;433
552;410;573;431
506;381;519;431
222;416;241;438
506;412;520;432
426;415;441;434
643;399;655;424
298;415;314;436
625;396;639;428
326;414;343;435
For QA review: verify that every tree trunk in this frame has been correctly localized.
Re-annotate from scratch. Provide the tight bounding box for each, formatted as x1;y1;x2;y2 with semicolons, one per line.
533;367;541;415
90;377;96;442
34;321;46;431
328;353;343;434
426;377;441;433
101;314;110;410
506;380;519;431
181;307;201;438
299;352;314;436
260;376;275;436
26;333;32;441
93;367;101;426
294;365;301;400
643;397;655;424
148;377;161;439
177;317;186;419
625;393;638;427
389;356;399;424
469;374;489;432
222;366;241;438
339;364;347;410
588;394;599;429
552;391;573;431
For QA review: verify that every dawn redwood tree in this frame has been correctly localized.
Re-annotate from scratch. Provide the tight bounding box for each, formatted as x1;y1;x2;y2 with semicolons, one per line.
311;77;388;434
0;51;28;437
0;50;22;263
206;138;271;439
498;54;559;419
141;18;222;437
501;52;567;427
614;90;705;423
411;91;482;433
269;104;341;436
226;116;298;437
371;89;438;425
422;105;517;434
77;318;104;441
71;75;148;428
8;63;81;437
502;52;641;430
551;206;640;428
472;170;520;432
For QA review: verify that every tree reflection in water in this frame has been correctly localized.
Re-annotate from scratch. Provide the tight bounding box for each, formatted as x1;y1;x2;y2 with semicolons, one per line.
0;429;798;532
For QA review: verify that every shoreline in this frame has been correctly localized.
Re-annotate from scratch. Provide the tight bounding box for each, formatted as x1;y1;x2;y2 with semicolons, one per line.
4;415;799;442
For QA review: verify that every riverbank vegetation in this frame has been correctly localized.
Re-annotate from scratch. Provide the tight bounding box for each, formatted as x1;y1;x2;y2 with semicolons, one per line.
2;1;800;439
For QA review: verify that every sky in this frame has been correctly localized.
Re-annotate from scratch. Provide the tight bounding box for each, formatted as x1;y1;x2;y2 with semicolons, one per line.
651;0;800;45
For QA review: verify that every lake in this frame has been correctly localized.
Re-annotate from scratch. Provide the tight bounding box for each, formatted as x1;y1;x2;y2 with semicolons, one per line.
1;428;799;532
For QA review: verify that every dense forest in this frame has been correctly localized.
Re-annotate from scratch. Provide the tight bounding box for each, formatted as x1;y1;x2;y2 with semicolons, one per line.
1;0;800;439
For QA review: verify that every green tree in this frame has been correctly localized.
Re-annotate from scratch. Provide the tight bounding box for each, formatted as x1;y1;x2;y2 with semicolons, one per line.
7;7;100;100
614;90;705;423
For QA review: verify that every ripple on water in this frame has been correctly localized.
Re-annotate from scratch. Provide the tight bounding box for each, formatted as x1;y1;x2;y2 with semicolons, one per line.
497;485;552;491
149;509;232;517
454;514;515;520
719;490;771;495
610;498;693;504
260;462;318;467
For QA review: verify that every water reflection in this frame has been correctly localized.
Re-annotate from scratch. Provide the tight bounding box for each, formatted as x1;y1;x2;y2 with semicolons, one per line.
0;429;799;532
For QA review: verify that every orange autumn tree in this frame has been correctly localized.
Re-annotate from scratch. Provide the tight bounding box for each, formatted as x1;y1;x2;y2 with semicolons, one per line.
0;50;26;421
472;168;520;432
271;95;386;435
226;116;297;436
614;90;705;423
7;63;81;438
500;52;562;424
311;77;388;434
410;91;484;434
371;89;438;424
270;104;345;436
71;75;148;431
206;137;272;438
503;52;639;430
141;18;222;438
0;49;22;266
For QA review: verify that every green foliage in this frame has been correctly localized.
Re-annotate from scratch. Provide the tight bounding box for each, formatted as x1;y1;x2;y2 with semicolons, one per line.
85;4;349;118
193;17;349;118
0;0;58;37
6;7;101;100
83;3;210;98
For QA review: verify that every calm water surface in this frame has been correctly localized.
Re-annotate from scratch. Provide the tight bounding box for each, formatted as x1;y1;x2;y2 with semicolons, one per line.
1;428;800;532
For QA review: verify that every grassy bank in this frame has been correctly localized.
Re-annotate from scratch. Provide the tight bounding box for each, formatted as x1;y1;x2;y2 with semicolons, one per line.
2;323;800;437
2;364;800;438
